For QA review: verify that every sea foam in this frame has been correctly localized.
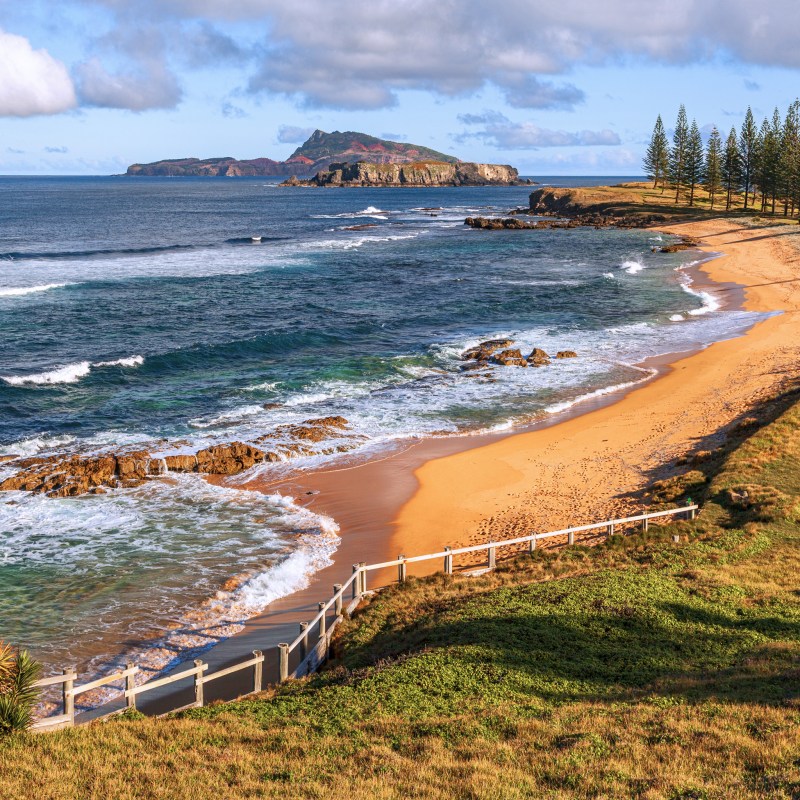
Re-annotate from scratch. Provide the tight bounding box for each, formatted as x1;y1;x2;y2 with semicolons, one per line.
0;283;70;298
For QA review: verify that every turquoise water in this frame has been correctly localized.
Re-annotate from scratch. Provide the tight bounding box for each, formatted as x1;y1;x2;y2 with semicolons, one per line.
0;177;762;680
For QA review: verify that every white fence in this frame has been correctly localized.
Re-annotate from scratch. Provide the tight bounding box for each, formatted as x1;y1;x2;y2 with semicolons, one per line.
31;503;697;731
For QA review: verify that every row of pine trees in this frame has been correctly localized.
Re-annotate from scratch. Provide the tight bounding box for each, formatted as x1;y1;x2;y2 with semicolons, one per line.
643;102;800;215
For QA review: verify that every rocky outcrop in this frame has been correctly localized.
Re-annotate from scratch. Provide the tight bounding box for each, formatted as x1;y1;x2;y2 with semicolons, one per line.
285;160;522;187
461;340;577;370
490;349;528;367
0;416;353;497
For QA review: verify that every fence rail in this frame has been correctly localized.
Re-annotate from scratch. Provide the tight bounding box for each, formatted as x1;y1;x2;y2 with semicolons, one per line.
30;503;697;732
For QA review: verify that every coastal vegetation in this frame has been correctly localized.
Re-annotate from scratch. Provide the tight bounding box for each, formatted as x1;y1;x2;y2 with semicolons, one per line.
645;102;800;214
0;644;40;735
2;369;799;798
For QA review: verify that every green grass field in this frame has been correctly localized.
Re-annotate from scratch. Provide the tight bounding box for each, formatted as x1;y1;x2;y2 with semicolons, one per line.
2;385;799;799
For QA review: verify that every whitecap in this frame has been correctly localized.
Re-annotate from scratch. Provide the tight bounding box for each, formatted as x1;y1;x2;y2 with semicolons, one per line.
670;314;685;322
2;355;144;386
621;258;644;275
0;283;71;298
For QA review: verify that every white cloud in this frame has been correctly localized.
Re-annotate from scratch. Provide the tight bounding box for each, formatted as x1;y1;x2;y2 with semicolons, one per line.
276;125;315;143
457;112;621;149
75;57;182;111
85;0;800;110
0;29;77;117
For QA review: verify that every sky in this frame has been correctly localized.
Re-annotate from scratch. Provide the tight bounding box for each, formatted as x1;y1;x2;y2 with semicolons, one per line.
2;0;800;176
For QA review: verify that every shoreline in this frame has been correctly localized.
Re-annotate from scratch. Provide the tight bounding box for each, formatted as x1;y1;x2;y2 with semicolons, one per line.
182;219;777;684
57;215;799;715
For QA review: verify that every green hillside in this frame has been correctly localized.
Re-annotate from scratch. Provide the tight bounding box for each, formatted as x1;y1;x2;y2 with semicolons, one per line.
3;384;800;798
289;129;459;165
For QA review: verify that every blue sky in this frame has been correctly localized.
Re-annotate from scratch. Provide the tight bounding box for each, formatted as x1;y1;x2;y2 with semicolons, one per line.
2;0;800;175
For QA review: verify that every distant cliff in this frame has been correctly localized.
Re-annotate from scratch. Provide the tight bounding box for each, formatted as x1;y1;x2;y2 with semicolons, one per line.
126;129;459;177
283;160;523;187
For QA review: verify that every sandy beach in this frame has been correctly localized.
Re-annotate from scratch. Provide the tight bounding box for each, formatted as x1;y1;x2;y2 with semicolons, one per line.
248;217;800;568
96;214;799;713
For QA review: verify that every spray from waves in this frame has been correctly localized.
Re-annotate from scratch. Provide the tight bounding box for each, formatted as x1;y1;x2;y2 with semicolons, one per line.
2;355;144;386
674;258;722;316
0;283;71;298
311;206;392;221
621;258;644;275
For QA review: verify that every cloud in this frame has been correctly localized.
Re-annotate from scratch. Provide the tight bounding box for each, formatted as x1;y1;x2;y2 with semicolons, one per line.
457;112;621;149
0;29;77;117
501;76;585;110
381;132;408;142
182;22;250;68
743;78;760;91
90;0;800;110
7;147;25;154
45;146;69;153
75;57;182;111
276;125;315;143
221;101;247;117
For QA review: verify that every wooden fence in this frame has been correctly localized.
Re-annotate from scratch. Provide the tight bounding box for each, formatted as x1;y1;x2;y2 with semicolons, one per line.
31;503;697;731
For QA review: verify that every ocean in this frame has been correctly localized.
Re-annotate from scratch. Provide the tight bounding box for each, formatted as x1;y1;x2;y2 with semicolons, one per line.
0;175;763;685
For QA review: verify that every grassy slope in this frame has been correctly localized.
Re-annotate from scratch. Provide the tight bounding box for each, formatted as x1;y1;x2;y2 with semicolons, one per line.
530;181;800;224
3;388;800;799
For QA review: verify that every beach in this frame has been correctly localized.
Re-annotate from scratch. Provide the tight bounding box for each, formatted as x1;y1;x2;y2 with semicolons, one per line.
243;215;797;580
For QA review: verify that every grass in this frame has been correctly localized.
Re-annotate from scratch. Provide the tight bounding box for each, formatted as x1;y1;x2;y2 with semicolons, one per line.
2;387;800;798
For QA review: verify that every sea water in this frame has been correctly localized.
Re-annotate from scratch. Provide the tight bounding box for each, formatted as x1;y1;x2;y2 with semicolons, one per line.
0;176;763;681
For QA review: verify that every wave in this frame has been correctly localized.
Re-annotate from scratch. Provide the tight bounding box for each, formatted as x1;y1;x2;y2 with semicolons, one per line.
2;355;144;386
621;258;644;275
545;367;658;414
305;233;419;251
0;244;199;262
0;283;71;298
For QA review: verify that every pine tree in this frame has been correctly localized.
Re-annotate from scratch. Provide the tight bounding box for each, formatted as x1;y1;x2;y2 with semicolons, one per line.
704;126;722;210
779;100;800;217
739;107;758;210
722;126;741;211
684;120;704;206
643;115;670;190
755;118;770;210
769;108;783;213
669;105;689;203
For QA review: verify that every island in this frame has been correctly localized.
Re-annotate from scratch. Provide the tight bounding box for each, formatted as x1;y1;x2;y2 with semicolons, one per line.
125;129;461;178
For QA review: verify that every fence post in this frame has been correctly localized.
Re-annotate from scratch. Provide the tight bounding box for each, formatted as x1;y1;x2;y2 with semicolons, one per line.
193;659;204;708
125;663;136;711
488;544;496;569
529;535;537;553
253;650;263;693
567;530;575;546
642;516;649;532
318;602;327;640
606;523;615;539
299;622;309;661
278;643;289;682
689;507;697;520
333;584;343;616
359;563;367;594
444;546;453;574
63;666;76;726
398;555;407;583
352;564;361;598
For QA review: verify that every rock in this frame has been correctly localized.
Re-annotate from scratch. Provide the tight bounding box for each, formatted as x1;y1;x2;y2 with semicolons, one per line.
194;442;266;475
163;454;198;472
291;160;520;188
491;348;528;367
555;350;578;358
526;347;551;367
116;451;150;481
262;402;283;411
0;455;19;464
462;339;514;360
